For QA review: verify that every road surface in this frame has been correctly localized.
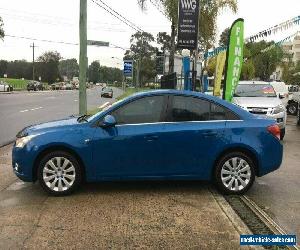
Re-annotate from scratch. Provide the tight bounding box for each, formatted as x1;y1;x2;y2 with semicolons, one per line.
0;87;123;145
247;115;300;237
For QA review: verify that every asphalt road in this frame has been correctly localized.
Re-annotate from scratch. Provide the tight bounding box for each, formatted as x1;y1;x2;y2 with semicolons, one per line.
0;87;123;145
247;115;300;237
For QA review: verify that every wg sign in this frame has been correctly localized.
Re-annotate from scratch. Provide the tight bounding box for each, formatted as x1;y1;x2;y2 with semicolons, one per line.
223;18;244;102
123;60;133;77
177;0;200;49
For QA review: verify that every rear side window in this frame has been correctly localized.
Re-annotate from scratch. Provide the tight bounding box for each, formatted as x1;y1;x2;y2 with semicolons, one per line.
169;96;210;122
110;95;165;124
168;95;239;122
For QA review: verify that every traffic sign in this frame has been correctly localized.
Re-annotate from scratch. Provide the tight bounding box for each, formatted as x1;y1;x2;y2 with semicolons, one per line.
123;60;133;77
87;40;109;47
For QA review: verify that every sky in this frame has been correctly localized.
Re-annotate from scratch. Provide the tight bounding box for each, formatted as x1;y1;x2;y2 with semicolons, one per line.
0;0;299;68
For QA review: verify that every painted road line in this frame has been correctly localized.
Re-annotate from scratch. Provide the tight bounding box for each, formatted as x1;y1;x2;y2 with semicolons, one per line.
20;107;43;113
99;102;110;109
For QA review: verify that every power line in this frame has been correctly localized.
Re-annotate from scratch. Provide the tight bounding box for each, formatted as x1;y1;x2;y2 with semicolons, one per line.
90;0;144;33
4;34;128;50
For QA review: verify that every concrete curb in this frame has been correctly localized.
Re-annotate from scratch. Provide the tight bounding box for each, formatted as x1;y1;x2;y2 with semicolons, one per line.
210;188;264;250
0;140;14;148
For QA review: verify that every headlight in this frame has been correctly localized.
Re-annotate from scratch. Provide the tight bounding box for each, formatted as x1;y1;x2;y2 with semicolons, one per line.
15;135;36;148
273;105;285;114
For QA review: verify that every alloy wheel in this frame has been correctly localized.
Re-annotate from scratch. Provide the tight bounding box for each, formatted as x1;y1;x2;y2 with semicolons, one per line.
221;157;252;192
42;157;76;192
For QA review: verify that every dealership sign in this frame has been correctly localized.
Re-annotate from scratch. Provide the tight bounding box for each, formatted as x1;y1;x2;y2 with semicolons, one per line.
123;60;133;77
177;0;200;49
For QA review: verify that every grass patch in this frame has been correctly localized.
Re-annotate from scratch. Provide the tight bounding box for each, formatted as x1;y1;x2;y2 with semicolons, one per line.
87;87;151;115
116;87;150;101
0;78;29;90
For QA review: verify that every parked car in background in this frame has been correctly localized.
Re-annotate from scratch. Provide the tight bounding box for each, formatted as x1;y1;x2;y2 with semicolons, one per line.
269;81;289;107
65;83;73;90
101;87;113;98
0;81;13;92
12;90;283;196
27;81;44;91
232;81;287;140
287;85;300;115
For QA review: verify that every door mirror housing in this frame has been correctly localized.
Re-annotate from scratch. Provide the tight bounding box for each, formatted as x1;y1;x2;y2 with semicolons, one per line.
100;115;117;128
279;94;284;99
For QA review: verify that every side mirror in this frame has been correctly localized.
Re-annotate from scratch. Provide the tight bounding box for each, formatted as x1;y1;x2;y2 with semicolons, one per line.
100;115;116;128
279;94;284;99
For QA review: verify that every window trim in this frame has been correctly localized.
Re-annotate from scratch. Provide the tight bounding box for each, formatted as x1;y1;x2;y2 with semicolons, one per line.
166;94;240;123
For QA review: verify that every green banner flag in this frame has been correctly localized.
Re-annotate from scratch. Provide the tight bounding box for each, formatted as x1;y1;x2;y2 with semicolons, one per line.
223;18;244;102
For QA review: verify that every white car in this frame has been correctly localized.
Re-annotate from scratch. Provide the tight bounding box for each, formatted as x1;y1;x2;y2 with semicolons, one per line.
232;81;287;140
0;81;13;92
270;81;289;107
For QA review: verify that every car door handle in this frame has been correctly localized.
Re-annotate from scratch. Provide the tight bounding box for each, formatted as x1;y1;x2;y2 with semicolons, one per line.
144;135;159;141
202;131;217;137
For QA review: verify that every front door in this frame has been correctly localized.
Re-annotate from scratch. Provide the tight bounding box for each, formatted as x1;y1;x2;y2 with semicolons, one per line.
92;95;168;179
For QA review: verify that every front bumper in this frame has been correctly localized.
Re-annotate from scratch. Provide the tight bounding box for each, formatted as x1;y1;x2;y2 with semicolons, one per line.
265;111;286;129
12;143;37;182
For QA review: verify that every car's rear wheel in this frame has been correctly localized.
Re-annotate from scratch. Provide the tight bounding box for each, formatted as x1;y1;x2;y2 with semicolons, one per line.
287;103;298;116
214;152;255;195
37;151;82;196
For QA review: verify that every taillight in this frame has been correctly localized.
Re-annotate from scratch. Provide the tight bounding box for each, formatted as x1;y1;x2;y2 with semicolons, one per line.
267;124;281;140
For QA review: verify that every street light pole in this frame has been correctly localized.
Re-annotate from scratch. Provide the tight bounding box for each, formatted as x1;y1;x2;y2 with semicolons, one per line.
30;42;36;81
79;0;87;115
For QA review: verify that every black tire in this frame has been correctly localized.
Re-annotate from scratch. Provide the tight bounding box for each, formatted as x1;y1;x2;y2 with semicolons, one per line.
37;151;82;196
280;128;285;140
287;103;298;116
214;151;255;195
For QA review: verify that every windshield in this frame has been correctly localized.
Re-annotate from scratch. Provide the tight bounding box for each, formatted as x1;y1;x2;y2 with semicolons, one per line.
234;84;277;97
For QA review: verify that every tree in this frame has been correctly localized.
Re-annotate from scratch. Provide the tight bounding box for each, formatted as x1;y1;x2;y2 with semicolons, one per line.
37;51;62;83
138;0;237;73
124;31;156;85
58;59;79;80
88;61;101;83
282;61;300;85
157;32;171;52
99;66;123;84
246;41;283;81
219;27;230;47
0;60;8;77
6;60;32;79
0;17;4;40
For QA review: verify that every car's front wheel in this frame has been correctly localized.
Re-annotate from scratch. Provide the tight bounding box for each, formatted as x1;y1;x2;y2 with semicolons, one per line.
38;151;82;196
287;102;298;116
214;152;255;195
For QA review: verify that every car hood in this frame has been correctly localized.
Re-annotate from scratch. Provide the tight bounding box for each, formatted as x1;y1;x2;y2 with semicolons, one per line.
17;117;81;137
232;97;281;108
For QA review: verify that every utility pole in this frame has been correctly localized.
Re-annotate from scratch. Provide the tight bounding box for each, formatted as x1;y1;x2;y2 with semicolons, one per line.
30;43;36;81
79;0;87;115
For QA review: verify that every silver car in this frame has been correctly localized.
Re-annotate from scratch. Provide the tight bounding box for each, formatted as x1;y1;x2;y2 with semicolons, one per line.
232;81;287;140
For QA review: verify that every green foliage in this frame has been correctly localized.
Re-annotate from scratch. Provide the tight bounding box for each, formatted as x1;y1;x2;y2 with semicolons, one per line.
219;27;230;47
37;51;62;83
157;32;171;52
0;60;8;77
241;60;255;80
282;61;300;85
88;61;101;83
58;59;79;80
6;60;32;79
246;41;283;81
99;66;123;84
124;31;156;85
0;17;4;40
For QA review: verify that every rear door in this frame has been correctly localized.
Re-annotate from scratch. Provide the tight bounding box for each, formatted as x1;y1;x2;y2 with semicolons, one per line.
161;95;236;179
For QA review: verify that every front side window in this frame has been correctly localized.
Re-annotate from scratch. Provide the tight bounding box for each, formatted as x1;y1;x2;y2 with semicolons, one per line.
169;95;239;122
110;95;165;124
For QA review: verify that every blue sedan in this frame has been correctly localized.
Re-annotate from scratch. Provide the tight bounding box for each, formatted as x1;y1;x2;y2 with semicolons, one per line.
12;90;283;195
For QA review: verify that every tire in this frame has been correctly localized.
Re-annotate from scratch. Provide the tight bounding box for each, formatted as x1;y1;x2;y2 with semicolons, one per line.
280;128;285;140
37;151;82;196
214;152;255;195
287;103;298;116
